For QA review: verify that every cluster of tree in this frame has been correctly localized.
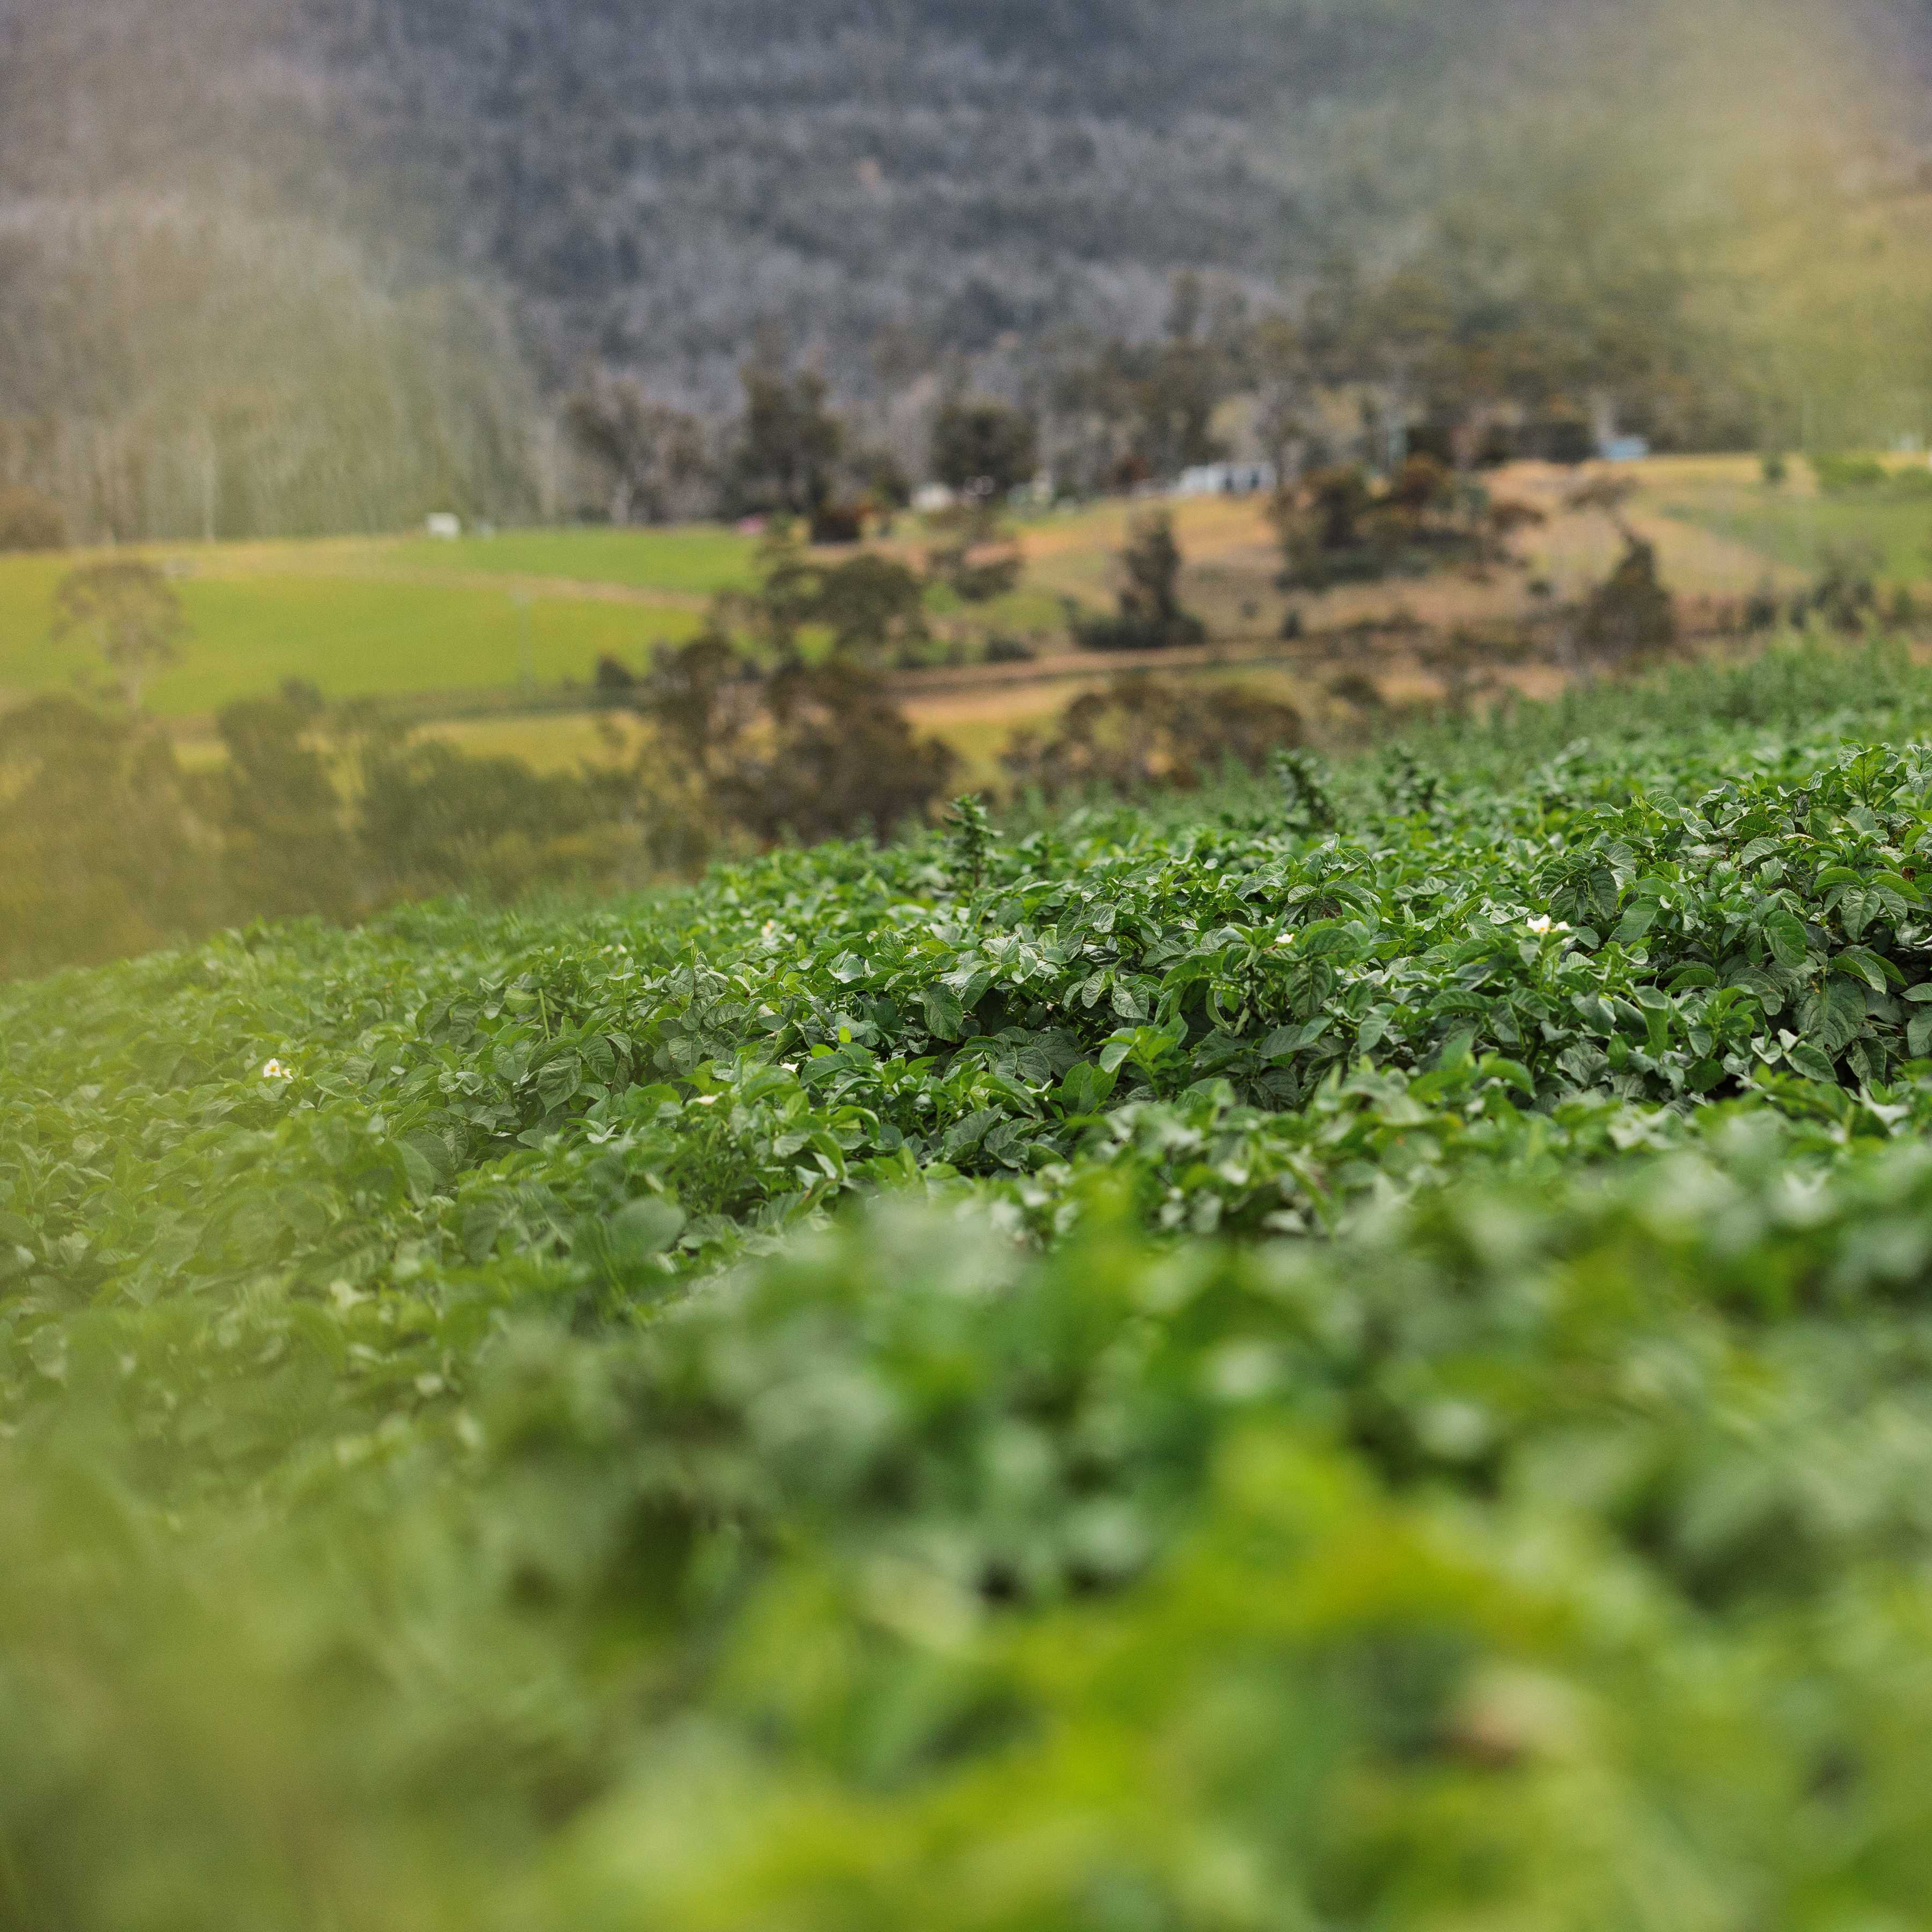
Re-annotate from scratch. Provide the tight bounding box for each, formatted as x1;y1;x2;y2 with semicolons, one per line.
1269;455;1546;592
594;523;964;843
0;511;1303;977
1775;546;1905;639
208;0;1439;402
561;365;1045;539
1001;672;1304;800
547;181;1839;548
0;655;1318;980
9;523;989;977
192;0;1931;436
562;357;922;541
3;531;987;979
11;0;1932;541
709;524;934;666
626;638;957;852
7;493;1828;984
0;675;950;984
0;201;538;545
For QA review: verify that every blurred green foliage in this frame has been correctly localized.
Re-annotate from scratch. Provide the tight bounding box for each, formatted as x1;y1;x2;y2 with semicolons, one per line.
0;695;658;980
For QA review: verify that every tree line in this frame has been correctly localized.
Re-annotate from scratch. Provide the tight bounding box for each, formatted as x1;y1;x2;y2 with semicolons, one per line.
0;530;1313;980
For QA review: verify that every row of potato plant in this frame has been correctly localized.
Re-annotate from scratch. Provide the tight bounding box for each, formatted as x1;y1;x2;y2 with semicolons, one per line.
10;645;1932;1926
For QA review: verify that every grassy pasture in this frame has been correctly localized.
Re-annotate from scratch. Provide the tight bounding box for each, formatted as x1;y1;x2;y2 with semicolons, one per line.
0;530;740;716
375;523;760;595
1662;482;1932;586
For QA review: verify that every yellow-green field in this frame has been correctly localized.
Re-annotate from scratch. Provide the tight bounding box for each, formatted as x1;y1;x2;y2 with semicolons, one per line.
4;463;1924;768
1659;479;1932;584
0;528;752;717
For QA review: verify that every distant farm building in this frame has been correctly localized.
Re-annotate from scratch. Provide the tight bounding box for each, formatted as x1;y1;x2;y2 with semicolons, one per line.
1175;462;1278;497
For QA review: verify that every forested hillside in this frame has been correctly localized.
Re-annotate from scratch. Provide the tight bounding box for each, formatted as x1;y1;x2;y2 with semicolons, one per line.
288;0;1470;389
3;0;1930;536
2;0;1495;387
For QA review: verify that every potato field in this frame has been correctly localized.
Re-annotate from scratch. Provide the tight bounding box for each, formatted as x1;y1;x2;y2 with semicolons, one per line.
10;645;1932;1928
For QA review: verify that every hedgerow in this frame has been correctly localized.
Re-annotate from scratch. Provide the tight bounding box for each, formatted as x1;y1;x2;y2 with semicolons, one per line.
10;643;1932;1926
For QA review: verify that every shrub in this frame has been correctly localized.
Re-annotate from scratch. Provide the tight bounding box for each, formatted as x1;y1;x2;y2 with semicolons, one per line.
1813;451;1889;494
49;559;188;710
1271;459;1508;592
811;553;930;664
356;734;639;901
213;692;358;921
594;653;638;697
1794;544;1882;635
923;503;1026;604
1575;534;1677;665
808;501;867;544
1071;510;1207;652
0;486;67;552
983;633;1037;664
929;397;1038;497
641;634;957;846
1327;670;1386;712
0;697;216;976
1808;454;1932;502
1535;414;1598;464
719;657;958;844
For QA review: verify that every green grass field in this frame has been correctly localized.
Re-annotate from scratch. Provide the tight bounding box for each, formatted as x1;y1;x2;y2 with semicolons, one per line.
377;523;761;594
0;529;748;716
1663;482;1932;585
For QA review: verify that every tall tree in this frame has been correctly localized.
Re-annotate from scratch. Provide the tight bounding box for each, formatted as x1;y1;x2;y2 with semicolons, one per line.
930;397;1038;497
722;362;845;519
50;561;189;711
564;378;711;526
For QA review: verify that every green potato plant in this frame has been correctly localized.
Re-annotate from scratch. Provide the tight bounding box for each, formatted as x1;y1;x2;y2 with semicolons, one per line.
13;642;1932;1926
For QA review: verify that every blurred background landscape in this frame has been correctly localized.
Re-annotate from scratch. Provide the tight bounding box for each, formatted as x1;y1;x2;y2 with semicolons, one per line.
10;0;1932;971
